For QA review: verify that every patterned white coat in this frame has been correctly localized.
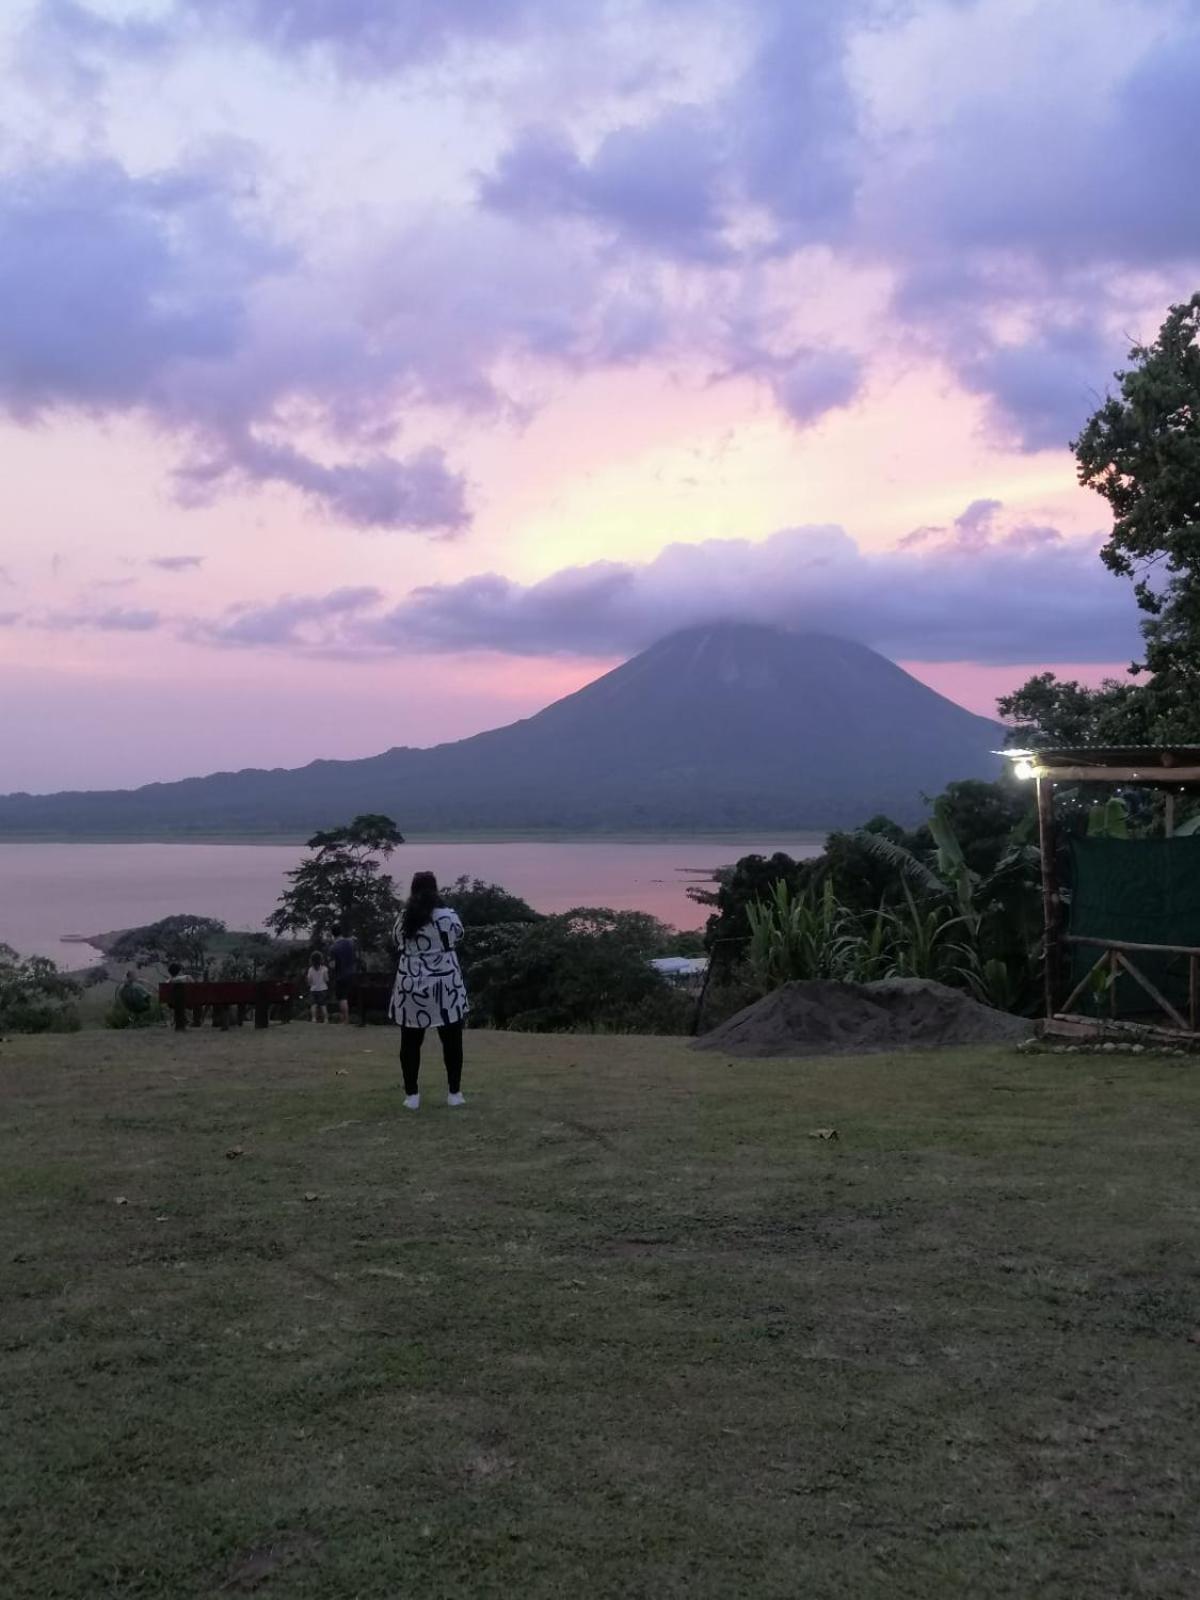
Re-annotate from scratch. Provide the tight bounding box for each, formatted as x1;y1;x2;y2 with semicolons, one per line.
389;906;469;1029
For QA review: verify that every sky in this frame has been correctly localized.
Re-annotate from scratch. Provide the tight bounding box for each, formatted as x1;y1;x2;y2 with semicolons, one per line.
1;0;1197;792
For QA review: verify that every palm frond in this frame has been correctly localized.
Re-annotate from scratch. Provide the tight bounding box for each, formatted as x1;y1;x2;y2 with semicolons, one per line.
852;829;949;898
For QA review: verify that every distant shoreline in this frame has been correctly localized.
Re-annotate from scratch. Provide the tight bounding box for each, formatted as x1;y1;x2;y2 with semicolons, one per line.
0;830;831;848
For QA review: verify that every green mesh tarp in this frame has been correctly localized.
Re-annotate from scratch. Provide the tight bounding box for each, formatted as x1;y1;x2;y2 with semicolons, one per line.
1067;837;1200;1017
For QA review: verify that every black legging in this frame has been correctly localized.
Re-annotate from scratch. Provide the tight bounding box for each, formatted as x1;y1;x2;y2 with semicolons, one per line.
400;1022;464;1095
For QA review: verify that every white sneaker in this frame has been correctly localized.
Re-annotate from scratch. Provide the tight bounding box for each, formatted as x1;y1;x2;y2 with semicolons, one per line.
403;1094;420;1112
447;1092;466;1107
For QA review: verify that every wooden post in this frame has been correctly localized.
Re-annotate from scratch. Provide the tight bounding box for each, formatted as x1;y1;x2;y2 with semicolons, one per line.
213;1004;230;1031
172;983;187;1032
254;982;269;1030
1191;955;1198;1034
1037;777;1061;1019
1166;793;1176;838
1109;948;1119;1020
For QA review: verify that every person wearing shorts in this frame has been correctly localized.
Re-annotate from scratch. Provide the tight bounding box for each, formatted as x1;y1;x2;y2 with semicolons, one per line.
307;951;330;1023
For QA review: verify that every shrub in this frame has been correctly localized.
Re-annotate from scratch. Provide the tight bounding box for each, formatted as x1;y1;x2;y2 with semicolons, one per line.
467;908;675;1032
105;999;164;1030
0;945;81;1033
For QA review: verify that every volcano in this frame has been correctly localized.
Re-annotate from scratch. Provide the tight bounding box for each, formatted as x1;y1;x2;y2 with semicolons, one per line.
0;625;1002;837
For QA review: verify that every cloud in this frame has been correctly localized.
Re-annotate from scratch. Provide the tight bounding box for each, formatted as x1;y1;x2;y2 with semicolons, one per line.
871;12;1200;448
0;153;472;532
149;555;204;572
362;508;1140;665
45;607;163;633
175;441;470;534
0;156;267;417
734;0;861;246
198;586;383;648
479;0;863;265
179;0;557;78
770;347;864;426
957;323;1117;452
481;109;734;263
11;0;1200;478
26;0;622;85
20;0;172;95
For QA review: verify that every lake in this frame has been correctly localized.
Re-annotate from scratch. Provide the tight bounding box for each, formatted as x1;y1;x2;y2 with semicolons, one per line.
0;839;823;965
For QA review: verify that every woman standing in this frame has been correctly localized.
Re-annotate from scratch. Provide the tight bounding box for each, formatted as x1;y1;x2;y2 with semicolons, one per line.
390;871;469;1111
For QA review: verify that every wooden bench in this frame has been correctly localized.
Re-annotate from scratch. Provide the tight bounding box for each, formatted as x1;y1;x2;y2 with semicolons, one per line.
158;980;300;1031
158;977;395;1030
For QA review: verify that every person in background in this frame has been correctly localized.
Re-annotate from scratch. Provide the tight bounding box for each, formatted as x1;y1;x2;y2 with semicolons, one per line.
118;969;152;1017
307;950;330;1023
166;961;191;983
390;872;469;1111
329;923;357;1024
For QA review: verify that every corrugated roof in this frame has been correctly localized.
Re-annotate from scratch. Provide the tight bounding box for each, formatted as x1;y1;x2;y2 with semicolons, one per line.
1011;746;1200;767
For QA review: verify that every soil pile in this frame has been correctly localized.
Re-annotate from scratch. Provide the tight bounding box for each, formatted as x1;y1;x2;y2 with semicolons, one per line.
693;977;1028;1059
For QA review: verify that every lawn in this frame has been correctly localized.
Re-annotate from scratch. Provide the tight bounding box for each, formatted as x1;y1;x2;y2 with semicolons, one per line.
2;1026;1199;1599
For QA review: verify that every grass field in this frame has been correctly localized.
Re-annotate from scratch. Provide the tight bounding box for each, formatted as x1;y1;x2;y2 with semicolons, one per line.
3;1027;1199;1599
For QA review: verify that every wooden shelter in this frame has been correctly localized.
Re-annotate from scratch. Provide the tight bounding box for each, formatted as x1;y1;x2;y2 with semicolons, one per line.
1010;746;1200;1041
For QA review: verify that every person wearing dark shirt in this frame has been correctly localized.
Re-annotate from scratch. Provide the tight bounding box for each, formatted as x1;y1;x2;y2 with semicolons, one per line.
329;925;357;1023
118;969;152;1017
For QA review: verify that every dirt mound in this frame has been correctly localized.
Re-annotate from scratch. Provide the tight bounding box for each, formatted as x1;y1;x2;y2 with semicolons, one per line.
692;978;1028;1059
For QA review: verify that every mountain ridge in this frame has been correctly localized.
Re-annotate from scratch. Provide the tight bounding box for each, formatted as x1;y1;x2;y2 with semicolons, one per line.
0;624;1003;837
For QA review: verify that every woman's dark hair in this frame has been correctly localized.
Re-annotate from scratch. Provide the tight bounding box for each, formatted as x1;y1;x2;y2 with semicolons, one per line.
401;871;440;940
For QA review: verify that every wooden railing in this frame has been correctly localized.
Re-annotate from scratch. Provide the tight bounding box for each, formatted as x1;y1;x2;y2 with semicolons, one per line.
1060;936;1200;1035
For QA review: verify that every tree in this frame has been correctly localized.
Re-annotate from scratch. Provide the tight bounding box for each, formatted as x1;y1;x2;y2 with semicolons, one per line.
693;852;809;970
218;933;275;980
1078;292;1200;686
1002;293;1200;745
997;672;1153;749
108;914;227;977
266;814;403;954
0;945;80;1033
441;877;540;927
908;780;1035;877
467;907;672;1031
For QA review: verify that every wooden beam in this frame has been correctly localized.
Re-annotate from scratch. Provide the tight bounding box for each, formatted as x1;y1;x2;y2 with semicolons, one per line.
1109;949;1119;1019
1026;764;1200;785
1114;951;1189;1032
1037;776;1060;1020
1166;793;1177;837
1059;948;1111;1016
1066;934;1200;958
1046;1014;1200;1043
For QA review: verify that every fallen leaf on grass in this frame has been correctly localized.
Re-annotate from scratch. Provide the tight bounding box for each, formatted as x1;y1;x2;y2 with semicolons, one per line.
303;1192;319;1203
808;1128;839;1141
335;1069;349;1077
114;1196;129;1206
155;1215;169;1223
1188;1329;1200;1345
225;1146;245;1160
